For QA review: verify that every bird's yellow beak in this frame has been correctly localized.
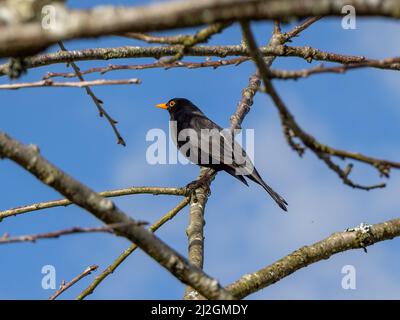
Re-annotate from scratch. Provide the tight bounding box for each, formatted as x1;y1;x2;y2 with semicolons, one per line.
156;103;168;110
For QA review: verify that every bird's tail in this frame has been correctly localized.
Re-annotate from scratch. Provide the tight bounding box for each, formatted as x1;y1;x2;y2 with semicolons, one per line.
247;170;288;211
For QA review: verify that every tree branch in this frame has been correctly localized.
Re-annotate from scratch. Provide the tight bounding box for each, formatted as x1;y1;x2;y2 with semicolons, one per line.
161;22;232;64
0;225;121;244
0;132;233;300
269;57;400;80
183;167;211;300
42;57;248;79
57;42;127;146
1;0;400;57
42;53;400;80
77;197;190;300
0;186;188;221
240;21;400;190
0;78;140;90
0;44;365;78
49;265;98;300
226;219;400;299
230;74;261;130
121;22;230;47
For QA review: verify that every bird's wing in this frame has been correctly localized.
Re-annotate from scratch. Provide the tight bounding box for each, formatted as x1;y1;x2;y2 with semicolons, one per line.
186;115;255;175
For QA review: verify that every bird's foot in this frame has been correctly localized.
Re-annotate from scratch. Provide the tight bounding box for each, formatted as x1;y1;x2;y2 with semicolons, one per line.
185;174;212;198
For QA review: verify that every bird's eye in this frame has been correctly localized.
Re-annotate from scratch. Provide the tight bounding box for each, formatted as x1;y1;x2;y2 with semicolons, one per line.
169;101;176;107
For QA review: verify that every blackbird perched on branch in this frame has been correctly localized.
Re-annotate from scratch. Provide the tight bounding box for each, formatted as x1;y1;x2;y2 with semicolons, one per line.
156;98;288;211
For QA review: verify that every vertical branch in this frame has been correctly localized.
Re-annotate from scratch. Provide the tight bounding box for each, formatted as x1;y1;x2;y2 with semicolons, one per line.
183;167;210;300
230;73;261;131
183;71;261;300
182;21;289;298
177;22;234;297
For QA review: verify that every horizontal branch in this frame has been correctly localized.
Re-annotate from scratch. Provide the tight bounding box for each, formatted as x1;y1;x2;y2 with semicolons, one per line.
41;55;400;83
121;32;193;45
270;57;400;80
1;0;400;57
0;78;141;90
0;225;120;244
0;132;233;300
227;219;400;299
0;186;188;221
43;57;248;79
121;22;231;47
0;44;365;78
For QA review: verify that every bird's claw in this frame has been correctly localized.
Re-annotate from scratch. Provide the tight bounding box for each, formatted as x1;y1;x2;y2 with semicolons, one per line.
185;175;212;199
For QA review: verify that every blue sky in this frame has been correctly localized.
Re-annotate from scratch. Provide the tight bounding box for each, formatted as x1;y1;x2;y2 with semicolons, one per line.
1;1;400;299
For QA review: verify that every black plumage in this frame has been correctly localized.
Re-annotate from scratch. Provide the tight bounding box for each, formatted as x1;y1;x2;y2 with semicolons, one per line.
156;98;288;211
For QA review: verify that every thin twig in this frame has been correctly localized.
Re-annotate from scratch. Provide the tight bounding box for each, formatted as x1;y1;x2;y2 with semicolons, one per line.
120;32;192;45
270;57;400;79
0;226;115;244
161;22;232;64
0;78;141;90
49;265;99;300
43;58;248;79
58;42;127;146
121;23;230;46
0;222;143;244
77;197;190;300
282;16;324;40
0;186;188;221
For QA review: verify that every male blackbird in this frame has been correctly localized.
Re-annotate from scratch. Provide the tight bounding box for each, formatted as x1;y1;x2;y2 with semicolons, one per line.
156;98;288;211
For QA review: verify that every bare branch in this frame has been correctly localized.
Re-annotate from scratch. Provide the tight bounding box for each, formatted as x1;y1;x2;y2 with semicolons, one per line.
77;197;190;300
270;57;400;80
0;78;140;90
43;58;248;79
0;225;116;244
0;132;234;300
49;265;98;300
121;32;192;45
57;42;127;146
240;21;399;190
1;0;400;57
282;16;324;40
230;74;261;131
0;186;188;221
183;168;211;300
0;44;365;78
227;219;400;299
121;22;230;47
45;53;400;83
163;22;232;64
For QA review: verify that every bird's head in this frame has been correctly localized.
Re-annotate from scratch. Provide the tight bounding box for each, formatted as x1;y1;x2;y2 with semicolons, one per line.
156;98;199;116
